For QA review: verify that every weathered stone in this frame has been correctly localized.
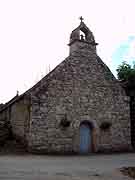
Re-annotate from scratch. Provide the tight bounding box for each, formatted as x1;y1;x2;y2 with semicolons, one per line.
0;20;133;154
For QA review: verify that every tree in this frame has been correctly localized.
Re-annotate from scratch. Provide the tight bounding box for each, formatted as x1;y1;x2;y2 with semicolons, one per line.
116;61;135;82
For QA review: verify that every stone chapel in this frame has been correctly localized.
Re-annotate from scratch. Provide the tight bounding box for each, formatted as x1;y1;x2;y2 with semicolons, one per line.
0;19;133;154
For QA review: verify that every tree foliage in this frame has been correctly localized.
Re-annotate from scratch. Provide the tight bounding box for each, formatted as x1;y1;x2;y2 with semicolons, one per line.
116;61;135;81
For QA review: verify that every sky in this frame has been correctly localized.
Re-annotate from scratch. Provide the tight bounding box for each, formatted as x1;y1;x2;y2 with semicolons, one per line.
0;0;135;103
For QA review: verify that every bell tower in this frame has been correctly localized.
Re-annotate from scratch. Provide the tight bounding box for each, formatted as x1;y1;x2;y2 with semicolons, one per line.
69;17;98;55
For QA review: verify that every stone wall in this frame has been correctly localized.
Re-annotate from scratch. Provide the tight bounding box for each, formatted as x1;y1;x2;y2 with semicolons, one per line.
10;96;30;144
28;43;132;153
0;109;10;145
0;96;30;147
122;82;135;149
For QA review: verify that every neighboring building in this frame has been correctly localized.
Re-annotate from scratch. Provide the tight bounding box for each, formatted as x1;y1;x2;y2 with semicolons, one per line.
0;19;132;154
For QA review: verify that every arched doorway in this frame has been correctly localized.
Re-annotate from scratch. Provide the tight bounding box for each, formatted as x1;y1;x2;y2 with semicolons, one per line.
79;122;92;153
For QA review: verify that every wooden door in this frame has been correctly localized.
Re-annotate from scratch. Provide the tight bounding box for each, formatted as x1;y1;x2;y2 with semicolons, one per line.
80;124;92;153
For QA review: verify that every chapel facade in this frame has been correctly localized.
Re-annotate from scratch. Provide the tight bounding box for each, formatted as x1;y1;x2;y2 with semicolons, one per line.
0;19;132;154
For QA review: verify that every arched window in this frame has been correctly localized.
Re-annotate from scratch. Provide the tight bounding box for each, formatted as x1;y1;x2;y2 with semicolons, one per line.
80;30;86;41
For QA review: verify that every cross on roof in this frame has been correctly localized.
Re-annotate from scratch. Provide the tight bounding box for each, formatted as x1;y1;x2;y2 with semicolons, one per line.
79;16;84;22
16;90;19;96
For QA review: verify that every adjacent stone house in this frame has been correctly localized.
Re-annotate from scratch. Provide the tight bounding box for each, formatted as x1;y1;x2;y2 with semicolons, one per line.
0;20;132;154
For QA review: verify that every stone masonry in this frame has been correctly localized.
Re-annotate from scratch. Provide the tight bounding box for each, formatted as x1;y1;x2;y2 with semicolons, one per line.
0;19;132;154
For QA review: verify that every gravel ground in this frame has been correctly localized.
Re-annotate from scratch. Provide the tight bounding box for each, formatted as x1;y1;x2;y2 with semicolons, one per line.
0;153;135;180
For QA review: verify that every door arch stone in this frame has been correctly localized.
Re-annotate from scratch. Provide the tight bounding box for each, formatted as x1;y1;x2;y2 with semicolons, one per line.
73;119;99;154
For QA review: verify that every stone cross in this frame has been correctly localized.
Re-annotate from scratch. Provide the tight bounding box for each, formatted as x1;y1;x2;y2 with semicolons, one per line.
16;90;19;96
79;16;84;22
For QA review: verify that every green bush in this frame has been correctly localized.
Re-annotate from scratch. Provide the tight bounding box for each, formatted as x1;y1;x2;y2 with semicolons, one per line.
116;61;135;82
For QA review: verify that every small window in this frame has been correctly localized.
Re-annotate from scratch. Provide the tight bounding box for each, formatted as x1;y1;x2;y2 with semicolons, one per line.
80;30;86;41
